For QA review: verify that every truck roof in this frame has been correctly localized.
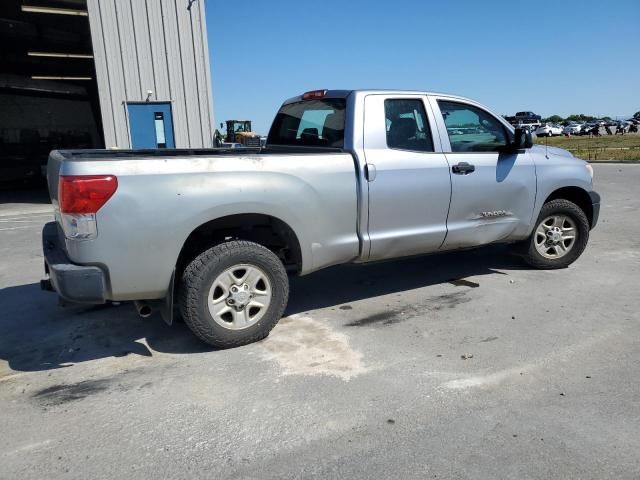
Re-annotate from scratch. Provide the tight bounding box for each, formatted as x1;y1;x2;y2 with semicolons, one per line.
282;89;476;105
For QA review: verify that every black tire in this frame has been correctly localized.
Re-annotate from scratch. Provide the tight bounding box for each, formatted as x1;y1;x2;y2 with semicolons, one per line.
179;241;289;348
521;199;590;269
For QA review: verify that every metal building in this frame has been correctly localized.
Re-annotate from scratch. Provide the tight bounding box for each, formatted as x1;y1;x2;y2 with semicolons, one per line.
87;0;214;149
0;0;214;185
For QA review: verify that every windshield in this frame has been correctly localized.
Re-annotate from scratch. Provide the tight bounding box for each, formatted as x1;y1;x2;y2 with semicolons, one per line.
267;98;346;147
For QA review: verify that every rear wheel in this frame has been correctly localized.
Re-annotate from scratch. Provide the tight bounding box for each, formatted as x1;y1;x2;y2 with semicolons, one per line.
180;241;289;348
521;199;590;269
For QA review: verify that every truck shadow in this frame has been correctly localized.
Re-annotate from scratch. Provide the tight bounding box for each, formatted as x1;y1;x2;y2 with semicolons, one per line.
0;284;210;374
287;244;522;315
0;244;525;373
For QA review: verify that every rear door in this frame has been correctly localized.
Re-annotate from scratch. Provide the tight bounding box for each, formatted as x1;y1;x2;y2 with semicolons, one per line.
428;97;536;249
363;94;452;261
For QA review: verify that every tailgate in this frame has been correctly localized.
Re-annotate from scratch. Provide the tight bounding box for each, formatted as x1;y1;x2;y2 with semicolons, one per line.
46;150;65;205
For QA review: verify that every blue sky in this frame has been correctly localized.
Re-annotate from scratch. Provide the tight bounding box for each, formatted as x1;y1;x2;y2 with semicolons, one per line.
205;0;639;134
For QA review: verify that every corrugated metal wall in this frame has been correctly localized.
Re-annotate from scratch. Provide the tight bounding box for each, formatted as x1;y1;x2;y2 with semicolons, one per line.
87;0;214;149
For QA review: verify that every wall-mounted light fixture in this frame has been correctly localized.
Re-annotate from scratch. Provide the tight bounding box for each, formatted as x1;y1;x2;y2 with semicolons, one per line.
21;5;88;16
28;52;94;59
32;76;93;81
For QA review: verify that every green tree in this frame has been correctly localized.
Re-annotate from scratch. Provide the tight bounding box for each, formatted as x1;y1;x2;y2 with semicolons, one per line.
543;115;564;123
566;114;596;122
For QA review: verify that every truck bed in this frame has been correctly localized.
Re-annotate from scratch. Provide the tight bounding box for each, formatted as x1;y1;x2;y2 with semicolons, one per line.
53;145;344;160
46;147;362;300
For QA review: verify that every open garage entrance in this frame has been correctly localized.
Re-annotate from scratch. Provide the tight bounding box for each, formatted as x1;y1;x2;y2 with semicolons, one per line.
0;0;101;186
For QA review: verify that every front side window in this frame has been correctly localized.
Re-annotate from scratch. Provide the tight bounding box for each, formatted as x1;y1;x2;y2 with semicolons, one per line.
267;99;345;147
384;99;434;152
438;100;509;152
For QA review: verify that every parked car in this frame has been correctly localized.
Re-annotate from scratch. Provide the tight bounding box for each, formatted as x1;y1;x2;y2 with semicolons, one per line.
579;123;601;136
505;111;542;129
535;124;563;137
578;122;601;136
615;121;630;134
41;89;600;348
563;123;583;135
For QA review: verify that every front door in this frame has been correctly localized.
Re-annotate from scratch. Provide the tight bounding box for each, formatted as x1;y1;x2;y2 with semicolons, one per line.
127;102;175;149
364;94;452;261
429;97;536;249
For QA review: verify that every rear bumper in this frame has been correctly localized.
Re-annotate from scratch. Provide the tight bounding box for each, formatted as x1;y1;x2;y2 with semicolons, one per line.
589;191;600;229
42;222;107;304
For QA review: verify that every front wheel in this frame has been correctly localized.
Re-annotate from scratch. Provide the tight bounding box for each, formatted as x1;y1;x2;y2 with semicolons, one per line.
521;199;590;269
180;241;289;348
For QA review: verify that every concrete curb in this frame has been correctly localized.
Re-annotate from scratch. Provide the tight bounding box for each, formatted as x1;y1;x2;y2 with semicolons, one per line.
587;161;640;164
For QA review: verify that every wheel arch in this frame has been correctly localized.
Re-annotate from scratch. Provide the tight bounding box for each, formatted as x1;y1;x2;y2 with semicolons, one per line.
176;213;303;282
543;186;594;228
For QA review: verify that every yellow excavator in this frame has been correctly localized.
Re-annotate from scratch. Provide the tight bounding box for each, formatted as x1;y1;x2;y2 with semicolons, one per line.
221;120;261;147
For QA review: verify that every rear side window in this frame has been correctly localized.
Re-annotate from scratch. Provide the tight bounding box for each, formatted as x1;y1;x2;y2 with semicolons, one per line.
267;99;346;147
384;99;434;152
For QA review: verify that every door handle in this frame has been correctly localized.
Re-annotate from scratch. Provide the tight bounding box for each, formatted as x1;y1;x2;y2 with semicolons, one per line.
365;163;376;182
452;162;475;175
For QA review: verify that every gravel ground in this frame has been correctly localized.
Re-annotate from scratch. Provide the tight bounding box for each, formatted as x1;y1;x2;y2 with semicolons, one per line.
0;164;638;479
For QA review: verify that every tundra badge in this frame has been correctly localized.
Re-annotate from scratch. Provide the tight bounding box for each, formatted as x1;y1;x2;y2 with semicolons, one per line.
481;210;509;218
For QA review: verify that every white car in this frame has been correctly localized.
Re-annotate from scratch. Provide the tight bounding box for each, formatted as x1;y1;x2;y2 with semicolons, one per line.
563;123;583;135
535;124;563;137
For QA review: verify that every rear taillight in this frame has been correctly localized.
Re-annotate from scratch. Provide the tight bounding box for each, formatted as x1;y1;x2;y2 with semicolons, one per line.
58;175;117;240
59;175;117;214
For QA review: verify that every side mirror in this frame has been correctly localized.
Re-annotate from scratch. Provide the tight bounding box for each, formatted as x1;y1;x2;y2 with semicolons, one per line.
513;127;533;150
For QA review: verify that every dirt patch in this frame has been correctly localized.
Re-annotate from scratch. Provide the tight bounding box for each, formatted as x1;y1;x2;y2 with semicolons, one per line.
261;315;366;381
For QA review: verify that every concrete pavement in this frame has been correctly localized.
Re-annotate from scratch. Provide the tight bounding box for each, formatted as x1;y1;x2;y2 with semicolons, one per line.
1;164;638;479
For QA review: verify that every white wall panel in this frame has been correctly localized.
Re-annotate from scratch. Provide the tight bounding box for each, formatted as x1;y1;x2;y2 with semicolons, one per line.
191;2;213;146
146;0;171;101
87;0;214;148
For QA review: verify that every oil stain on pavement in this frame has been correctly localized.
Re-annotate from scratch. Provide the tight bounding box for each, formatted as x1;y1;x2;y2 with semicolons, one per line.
32;379;111;406
448;278;480;288
346;291;472;327
345;311;401;327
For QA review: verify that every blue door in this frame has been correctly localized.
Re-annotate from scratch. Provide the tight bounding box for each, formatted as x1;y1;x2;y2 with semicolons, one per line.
127;102;175;149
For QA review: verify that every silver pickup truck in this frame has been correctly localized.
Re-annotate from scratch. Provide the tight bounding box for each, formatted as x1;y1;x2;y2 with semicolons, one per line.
42;89;600;348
